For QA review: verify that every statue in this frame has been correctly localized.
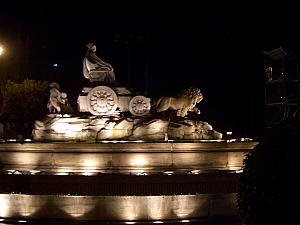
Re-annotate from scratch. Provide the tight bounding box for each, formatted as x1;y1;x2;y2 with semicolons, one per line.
32;43;222;142
83;43;116;83
59;92;74;114
151;87;203;117
47;82;73;114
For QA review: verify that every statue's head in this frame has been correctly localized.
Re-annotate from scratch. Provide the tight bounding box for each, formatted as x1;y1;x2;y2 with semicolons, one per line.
87;43;96;52
49;82;60;89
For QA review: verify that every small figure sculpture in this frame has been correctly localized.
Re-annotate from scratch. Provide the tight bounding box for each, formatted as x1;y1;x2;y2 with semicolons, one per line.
83;43;116;83
59;92;74;115
47;82;73;114
152;87;203;117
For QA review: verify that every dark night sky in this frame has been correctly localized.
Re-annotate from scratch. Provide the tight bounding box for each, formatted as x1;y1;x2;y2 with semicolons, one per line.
0;3;299;138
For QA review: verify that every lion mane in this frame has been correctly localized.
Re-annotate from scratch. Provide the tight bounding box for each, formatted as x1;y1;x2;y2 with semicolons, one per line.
152;87;203;117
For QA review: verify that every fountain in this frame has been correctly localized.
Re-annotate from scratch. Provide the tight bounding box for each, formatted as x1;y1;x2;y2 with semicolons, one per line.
0;43;258;224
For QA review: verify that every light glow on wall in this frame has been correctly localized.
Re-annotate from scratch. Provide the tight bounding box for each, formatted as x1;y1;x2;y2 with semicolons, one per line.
0;195;9;217
147;197;167;220
17;196;46;217
12;152;41;166
61;196;95;218
80;157;102;175
0;194;47;218
227;152;244;171
131;155;148;167
81;158;99;168
0;194;236;221
172;195;198;218
118;197;140;221
0;46;4;55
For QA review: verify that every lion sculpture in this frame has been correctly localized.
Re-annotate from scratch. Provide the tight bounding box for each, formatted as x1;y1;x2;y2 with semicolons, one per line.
152;87;203;117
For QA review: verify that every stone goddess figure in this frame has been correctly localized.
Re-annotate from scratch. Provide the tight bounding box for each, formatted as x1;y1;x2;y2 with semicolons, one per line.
83;43;116;83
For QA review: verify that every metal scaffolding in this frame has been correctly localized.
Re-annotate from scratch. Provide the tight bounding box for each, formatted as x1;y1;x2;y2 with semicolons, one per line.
263;47;300;128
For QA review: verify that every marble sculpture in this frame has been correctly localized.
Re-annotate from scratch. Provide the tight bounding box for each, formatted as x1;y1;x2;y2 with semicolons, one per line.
32;44;222;142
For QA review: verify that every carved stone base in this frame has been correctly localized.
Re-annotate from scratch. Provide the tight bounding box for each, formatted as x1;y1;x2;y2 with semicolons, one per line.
32;115;222;142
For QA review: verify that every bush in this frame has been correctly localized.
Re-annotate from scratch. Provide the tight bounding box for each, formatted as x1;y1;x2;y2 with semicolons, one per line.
238;118;300;225
0;79;49;138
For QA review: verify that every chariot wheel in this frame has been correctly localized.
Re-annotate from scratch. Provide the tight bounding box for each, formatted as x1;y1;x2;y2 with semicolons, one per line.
129;95;151;116
87;86;118;115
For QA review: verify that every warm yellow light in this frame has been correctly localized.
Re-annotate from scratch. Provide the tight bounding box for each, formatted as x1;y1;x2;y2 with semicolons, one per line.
164;171;174;175
121;197;140;221
131;155;147;167
148;197;166;220
0;46;4;55
17;195;47;217
0;195;9;217
56;168;73;175
190;170;200;175
56;172;69;175
62;196;94;218
30;170;40;175
226;131;233;135
173;195;197;218
82;171;96;176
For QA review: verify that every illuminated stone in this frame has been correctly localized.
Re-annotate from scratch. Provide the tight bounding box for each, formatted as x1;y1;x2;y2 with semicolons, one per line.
151;87;203;117
0;194;238;221
32;44;223;142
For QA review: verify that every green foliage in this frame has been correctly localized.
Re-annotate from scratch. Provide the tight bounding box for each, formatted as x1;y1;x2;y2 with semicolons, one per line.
0;79;49;137
238;118;300;225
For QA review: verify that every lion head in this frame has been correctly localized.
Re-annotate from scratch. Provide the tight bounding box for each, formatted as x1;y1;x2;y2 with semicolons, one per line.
178;87;203;103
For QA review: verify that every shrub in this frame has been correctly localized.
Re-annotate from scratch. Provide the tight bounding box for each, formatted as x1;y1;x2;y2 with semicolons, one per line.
0;79;49;137
238;118;300;225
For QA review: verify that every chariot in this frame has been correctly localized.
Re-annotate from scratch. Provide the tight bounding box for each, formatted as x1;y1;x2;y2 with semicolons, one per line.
77;85;151;116
78;43;151;116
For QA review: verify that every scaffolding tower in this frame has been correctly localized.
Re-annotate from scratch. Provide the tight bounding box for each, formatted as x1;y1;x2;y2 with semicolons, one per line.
263;47;300;129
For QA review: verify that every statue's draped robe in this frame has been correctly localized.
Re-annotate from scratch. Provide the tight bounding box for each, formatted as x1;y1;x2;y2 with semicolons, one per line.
83;49;116;82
